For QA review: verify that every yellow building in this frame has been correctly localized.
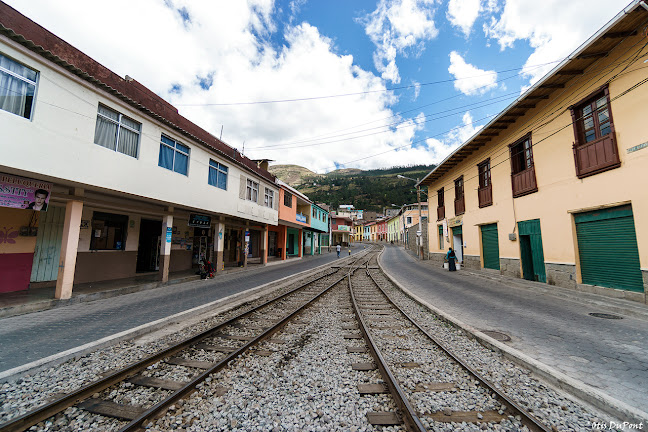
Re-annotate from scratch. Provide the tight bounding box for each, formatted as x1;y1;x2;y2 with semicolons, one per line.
353;222;363;242
387;215;401;242
420;3;648;303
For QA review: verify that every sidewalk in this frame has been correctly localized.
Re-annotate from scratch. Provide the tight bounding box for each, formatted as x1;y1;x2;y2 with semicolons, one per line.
0;254;324;319
0;249;347;376
379;244;648;422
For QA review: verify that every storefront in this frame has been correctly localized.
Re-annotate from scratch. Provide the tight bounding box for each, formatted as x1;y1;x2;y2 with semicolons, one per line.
0;173;53;293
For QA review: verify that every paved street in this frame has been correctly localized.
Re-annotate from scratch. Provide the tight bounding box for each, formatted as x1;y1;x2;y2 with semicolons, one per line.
1;243;646;421
379;243;648;416
0;251;342;373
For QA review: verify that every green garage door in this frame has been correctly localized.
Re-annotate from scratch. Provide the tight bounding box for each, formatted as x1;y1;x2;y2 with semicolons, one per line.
575;205;643;292
481;224;500;270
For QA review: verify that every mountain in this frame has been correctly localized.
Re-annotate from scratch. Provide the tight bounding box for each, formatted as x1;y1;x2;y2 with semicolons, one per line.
268;164;322;185
268;164;436;212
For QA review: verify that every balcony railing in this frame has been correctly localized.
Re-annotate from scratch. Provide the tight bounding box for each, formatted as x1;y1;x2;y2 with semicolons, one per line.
511;166;537;198
573;134;620;178
454;197;465;215
478;184;492;208
437;205;445;220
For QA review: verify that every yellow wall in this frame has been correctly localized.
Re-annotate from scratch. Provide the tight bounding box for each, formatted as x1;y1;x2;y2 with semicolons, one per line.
0;207;38;254
426;34;648;274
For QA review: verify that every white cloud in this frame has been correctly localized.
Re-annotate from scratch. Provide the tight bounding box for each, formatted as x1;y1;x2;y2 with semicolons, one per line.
425;111;483;163
5;0;436;174
448;51;498;95
484;0;629;85
447;0;481;36
359;0;439;83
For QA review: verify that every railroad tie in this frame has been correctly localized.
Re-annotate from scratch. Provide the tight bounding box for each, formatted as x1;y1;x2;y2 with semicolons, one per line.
366;411;402;426
357;383;388;394
352;362;376;371
77;399;146;421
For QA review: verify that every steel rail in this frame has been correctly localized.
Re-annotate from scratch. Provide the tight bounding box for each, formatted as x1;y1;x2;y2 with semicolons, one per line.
118;269;360;431
365;265;553;432
0;254;365;432
119;249;376;431
348;260;428;432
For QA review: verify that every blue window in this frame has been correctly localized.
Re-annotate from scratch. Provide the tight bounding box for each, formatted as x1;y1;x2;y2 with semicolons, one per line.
159;135;189;175
208;159;228;190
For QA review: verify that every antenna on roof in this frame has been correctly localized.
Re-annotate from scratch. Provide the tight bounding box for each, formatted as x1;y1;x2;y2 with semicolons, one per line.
220;125;223;141
242;140;245;155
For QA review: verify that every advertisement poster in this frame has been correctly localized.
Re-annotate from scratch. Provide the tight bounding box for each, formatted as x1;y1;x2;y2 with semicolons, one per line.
0;173;52;212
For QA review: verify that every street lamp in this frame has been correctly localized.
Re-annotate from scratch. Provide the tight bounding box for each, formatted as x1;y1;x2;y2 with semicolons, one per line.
397;175;425;260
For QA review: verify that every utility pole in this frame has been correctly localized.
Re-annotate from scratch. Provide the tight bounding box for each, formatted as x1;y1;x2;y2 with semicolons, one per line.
397;175;425;260
416;179;424;260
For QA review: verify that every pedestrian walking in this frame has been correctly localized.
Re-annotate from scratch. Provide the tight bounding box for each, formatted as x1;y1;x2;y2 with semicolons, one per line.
336;244;341;258
446;247;458;271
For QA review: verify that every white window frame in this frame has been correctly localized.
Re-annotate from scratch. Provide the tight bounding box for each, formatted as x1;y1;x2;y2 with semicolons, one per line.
246;179;259;202
94;104;141;158
0;52;38;120
159;135;190;175
264;188;274;208
208;160;228;190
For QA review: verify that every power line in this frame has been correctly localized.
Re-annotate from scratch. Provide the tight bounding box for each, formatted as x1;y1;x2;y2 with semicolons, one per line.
326;31;648;176
174;60;562;106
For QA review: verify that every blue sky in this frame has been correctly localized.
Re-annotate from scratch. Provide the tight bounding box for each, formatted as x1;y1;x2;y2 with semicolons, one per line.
8;0;631;173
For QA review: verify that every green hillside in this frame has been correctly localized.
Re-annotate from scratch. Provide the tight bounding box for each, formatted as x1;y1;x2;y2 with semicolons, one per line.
269;164;435;212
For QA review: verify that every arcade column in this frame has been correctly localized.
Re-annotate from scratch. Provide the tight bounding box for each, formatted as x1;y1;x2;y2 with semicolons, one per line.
55;199;83;300
159;213;173;282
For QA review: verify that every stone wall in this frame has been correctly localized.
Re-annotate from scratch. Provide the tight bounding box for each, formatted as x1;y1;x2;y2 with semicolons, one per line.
463;254;480;271
545;262;577;289
428;251;445;266
500;257;521;279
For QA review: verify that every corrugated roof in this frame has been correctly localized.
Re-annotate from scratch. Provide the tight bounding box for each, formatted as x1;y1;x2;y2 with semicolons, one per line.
0;1;276;184
419;0;647;187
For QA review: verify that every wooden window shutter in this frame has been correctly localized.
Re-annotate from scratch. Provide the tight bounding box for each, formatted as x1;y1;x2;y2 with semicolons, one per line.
239;175;246;199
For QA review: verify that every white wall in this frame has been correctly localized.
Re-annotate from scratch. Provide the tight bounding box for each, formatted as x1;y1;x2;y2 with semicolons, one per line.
0;39;278;225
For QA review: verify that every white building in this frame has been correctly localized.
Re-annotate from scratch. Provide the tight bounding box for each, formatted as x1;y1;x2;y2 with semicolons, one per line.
0;3;278;298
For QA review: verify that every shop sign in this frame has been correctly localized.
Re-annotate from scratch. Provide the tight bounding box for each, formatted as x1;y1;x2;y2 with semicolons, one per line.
166;227;172;243
448;216;463;228
188;213;211;227
338;225;350;231
296;213;307;223
627;142;648;153
0;173;52;211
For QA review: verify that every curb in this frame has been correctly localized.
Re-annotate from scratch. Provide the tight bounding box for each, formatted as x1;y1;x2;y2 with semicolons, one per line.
377;247;648;424
0;253;340;319
0;254;350;383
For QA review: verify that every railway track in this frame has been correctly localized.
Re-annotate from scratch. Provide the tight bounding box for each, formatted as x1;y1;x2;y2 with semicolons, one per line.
346;260;553;431
0;245;605;431
0;249;375;432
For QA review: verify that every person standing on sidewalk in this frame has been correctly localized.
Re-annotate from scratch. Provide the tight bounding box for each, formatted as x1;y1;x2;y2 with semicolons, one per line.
336;244;341;258
446;248;458;271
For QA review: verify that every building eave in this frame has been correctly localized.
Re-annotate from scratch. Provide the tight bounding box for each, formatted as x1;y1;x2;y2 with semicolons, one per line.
418;0;647;187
